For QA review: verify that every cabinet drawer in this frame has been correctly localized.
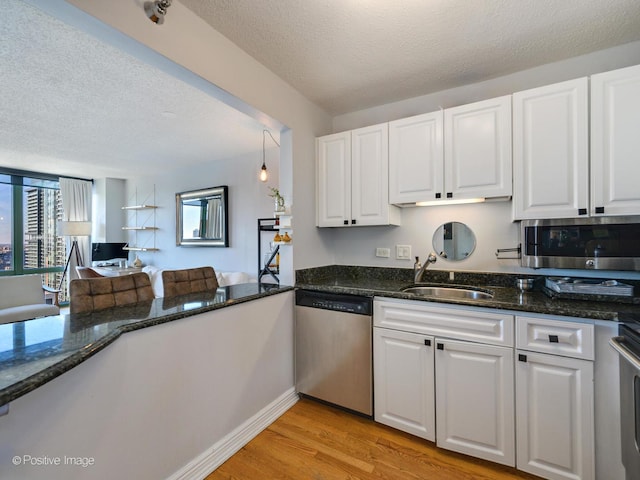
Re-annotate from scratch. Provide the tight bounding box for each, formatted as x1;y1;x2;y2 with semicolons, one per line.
374;299;513;347
516;316;594;360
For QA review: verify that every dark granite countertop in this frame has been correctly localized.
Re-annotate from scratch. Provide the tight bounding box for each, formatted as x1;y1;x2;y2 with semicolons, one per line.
296;265;640;322
0;283;292;406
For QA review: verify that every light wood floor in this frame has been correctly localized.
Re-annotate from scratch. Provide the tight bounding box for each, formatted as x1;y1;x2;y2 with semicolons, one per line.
206;397;541;480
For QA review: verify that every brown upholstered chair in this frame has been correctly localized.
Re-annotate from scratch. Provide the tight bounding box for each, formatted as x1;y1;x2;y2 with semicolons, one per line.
161;266;219;297
69;272;155;314
75;266;106;279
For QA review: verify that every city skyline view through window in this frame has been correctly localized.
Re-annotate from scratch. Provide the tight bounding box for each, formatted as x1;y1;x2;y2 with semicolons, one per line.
0;171;67;301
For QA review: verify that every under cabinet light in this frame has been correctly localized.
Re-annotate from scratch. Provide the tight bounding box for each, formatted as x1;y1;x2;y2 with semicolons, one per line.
416;198;486;207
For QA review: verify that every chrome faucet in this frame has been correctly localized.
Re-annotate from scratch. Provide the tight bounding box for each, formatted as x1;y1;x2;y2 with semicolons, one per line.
414;253;437;283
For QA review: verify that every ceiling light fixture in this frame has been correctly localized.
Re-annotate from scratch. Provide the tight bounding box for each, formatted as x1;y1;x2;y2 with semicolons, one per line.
260;129;280;183
144;0;172;25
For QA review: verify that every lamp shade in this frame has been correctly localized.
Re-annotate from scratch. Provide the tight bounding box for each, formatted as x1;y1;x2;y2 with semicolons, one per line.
57;221;92;237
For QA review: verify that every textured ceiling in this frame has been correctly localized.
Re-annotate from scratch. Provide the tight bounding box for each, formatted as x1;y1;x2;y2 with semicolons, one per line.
0;0;272;179
180;0;640;115
3;0;640;180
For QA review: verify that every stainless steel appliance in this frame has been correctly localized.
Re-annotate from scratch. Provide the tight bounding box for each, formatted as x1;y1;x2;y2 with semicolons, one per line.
295;289;373;416
611;320;640;480
521;216;640;271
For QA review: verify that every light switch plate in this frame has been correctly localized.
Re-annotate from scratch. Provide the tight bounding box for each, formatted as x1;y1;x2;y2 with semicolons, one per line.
376;247;390;258
396;245;411;260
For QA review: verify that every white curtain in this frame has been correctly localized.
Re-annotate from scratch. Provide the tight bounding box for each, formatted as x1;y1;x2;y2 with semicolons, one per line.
206;197;222;239
59;177;92;281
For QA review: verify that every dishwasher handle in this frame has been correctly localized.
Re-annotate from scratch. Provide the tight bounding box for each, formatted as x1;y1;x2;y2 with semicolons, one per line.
610;336;640;371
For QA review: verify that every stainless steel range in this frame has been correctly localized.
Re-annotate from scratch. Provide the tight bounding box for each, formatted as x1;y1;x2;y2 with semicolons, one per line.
611;319;640;480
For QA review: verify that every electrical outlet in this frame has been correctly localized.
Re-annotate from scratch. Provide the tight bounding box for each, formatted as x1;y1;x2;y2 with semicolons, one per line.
375;247;390;258
396;245;411;260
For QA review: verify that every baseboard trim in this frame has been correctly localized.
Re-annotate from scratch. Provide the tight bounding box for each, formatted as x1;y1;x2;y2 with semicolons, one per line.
168;388;299;480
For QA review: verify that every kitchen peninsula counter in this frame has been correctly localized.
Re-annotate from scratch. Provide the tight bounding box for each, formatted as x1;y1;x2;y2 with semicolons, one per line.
296;265;640;322
0;283;292;406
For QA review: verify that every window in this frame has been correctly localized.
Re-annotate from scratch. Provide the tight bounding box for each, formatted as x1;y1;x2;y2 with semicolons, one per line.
0;170;66;301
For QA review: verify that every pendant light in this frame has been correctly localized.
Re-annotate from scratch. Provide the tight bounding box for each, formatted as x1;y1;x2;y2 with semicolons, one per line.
260;129;280;182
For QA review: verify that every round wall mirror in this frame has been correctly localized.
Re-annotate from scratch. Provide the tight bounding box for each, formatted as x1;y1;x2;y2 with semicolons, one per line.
432;222;476;261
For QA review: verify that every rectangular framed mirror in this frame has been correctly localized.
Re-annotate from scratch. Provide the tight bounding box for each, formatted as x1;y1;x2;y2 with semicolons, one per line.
176;186;229;247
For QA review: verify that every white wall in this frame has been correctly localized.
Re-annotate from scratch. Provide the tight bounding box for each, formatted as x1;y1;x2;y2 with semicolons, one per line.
122;149;278;276
0;292;295;480
333;41;640;132
329;41;640;281
45;0;335;279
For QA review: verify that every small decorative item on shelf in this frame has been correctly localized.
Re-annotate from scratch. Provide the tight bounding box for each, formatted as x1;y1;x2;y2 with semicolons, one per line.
269;187;285;213
282;232;291;243
133;255;143;268
273;232;282;242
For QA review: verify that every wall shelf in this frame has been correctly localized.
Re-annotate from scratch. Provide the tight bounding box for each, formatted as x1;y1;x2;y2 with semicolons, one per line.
122;205;158;210
123;186;158;252
258;218;280;283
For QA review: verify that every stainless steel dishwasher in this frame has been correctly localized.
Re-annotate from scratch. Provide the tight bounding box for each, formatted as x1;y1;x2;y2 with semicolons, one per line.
295;289;373;416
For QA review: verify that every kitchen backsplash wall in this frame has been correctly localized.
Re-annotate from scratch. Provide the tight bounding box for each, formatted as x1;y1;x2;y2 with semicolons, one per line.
330;200;640;282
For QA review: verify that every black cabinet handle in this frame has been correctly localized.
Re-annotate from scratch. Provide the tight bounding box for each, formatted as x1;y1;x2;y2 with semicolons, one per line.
343;220;348;225
578;208;587;215
446;192;453;199
518;354;527;362
437;343;444;350
548;334;559;343
351;219;356;225
595;207;605;214
435;193;441;199
424;339;431;347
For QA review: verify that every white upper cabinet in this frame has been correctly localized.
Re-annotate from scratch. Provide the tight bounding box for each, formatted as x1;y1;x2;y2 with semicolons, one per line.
388;96;511;204
389;111;444;204
513;65;640;220
513;78;589;220
316;131;351;227
591;64;640;216
444;95;513;200
317;124;400;227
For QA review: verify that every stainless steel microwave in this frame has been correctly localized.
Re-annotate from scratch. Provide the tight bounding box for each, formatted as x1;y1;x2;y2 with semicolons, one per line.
521;217;640;271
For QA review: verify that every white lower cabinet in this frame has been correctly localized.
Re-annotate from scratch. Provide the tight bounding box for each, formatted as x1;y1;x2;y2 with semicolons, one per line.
436;338;515;466
373;299;515;466
515;316;595;480
373;299;598;480
373;327;435;441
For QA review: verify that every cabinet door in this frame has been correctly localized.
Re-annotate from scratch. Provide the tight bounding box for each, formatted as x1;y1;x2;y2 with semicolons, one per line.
373;327;435;441
351;124;398;225
389;111;444;204
513;78;589;220
591;64;640;216
316;131;351;227
444;95;512;199
435;338;515;466
516;351;594;480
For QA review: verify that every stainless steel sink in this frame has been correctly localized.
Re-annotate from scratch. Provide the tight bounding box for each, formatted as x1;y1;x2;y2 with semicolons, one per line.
402;286;494;300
